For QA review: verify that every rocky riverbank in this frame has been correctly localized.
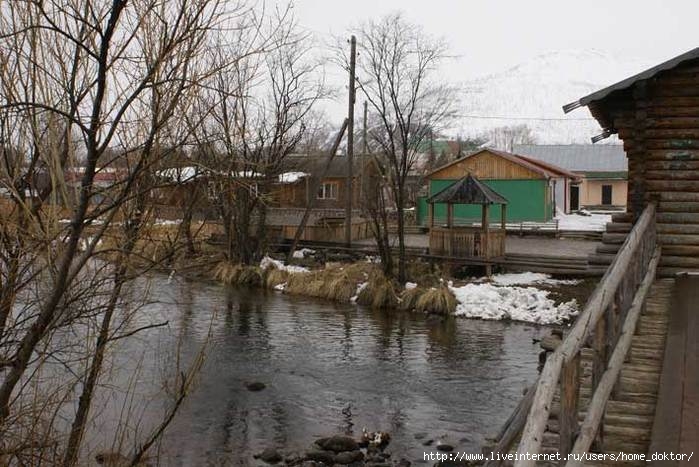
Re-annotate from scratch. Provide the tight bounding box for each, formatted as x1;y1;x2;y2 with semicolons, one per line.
252;433;476;467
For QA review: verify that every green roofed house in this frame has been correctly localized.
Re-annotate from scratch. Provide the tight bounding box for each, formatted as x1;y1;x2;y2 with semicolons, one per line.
417;148;579;226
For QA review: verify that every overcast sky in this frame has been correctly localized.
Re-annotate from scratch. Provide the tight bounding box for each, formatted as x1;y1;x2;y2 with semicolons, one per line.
291;0;696;76
283;0;697;135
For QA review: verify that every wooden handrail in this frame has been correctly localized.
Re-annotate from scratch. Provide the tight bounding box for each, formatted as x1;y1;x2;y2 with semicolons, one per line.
513;203;657;467
565;246;661;467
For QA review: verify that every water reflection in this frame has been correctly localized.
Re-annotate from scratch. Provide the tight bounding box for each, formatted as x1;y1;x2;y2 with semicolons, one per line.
102;274;548;466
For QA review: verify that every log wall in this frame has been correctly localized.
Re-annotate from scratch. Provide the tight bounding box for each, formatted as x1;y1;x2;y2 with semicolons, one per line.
592;61;699;275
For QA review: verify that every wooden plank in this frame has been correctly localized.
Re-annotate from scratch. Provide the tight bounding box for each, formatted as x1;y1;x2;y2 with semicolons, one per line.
559;354;581;463
679;275;699;464
648;275;684;467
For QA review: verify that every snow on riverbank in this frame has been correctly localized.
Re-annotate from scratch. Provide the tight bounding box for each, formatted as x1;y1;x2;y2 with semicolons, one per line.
260;256;310;273
449;282;578;324
490;272;580;286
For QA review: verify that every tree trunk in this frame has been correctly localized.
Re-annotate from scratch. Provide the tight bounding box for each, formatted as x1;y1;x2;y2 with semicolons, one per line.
396;183;406;284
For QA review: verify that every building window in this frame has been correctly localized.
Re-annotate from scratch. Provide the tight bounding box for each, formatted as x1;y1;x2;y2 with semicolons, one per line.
601;185;612;205
317;182;338;200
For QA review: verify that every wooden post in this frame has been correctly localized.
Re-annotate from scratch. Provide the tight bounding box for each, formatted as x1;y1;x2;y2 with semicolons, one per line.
447;203;453;228
559;353;581;463
591;317;606;450
501;204;506;230
344;35;356;247
429;202;434;228
483;204;491;275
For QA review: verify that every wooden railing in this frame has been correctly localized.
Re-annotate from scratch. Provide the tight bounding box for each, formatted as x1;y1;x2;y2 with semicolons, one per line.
485;203;659;467
429;226;506;259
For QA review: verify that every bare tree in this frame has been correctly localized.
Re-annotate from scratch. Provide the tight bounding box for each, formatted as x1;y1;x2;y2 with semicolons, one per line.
0;0;249;464
485;124;537;152
337;13;457;282
194;11;326;265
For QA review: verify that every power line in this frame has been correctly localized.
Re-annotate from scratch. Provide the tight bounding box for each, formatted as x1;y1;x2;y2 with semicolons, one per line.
455;114;595;122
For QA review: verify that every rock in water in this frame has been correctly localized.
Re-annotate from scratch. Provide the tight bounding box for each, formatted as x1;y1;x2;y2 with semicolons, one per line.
334;450;364;464
304;450;336;464
315;435;359;453
436;443;454;452
244;381;266;391
254;448;282;464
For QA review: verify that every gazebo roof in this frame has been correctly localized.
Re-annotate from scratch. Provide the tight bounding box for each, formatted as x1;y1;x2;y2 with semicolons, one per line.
427;174;508;205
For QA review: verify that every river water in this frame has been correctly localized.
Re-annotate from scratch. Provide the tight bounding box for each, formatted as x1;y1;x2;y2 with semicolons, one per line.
90;273;550;466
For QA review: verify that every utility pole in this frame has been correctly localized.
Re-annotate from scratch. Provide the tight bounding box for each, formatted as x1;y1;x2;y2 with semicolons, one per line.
360;100;368;203
345;35;356;247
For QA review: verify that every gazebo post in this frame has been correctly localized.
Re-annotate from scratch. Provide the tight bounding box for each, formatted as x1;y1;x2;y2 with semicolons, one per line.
483;203;491;276
447;202;453;228
501;204;507;230
429;202;434;228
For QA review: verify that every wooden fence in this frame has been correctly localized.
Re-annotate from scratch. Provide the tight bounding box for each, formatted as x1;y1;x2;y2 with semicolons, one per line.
485;203;659;467
429;226;505;259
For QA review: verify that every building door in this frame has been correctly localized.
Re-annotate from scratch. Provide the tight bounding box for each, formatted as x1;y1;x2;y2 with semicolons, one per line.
601;185;612;205
570;185;580;211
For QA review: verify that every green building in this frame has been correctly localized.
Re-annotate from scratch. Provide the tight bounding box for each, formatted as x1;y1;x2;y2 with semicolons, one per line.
417;148;578;225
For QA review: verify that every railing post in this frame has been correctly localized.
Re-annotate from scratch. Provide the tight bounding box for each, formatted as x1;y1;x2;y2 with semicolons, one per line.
559;352;581;463
591;317;606;450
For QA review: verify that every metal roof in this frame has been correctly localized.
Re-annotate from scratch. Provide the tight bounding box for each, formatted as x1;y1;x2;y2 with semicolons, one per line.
563;47;699;114
283;154;367;178
427;174;508;205
426;148;577;180
513;144;627;172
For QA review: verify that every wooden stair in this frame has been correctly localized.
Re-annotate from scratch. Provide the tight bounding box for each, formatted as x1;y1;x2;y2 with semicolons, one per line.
541;279;673;466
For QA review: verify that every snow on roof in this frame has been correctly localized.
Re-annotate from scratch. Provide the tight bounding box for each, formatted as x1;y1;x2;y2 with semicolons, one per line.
156;166;200;182
279;172;309;184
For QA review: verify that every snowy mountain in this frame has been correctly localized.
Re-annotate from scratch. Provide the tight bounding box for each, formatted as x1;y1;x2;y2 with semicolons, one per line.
455;50;655;144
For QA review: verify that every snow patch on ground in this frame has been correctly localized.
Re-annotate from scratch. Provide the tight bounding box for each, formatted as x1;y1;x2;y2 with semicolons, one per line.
555;211;611;232
292;248;315;259
350;282;368;304
449;282;578;324
259;256;310;273
491;272;581;286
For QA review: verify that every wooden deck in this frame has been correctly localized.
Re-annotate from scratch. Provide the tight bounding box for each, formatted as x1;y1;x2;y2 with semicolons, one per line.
648;274;699;467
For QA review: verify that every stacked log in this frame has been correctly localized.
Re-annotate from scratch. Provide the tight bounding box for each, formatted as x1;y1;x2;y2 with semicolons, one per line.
589;63;699;276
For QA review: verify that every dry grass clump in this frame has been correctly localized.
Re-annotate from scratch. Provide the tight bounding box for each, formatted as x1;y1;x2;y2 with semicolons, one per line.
326;272;359;302
399;286;427;312
414;285;457;315
281;262;376;303
214;261;262;286
357;271;399;309
406;260;442;287
284;271;325;297
264;267;289;289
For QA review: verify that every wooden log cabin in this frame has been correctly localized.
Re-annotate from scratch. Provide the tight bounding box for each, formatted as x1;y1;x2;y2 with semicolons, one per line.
564;47;699;276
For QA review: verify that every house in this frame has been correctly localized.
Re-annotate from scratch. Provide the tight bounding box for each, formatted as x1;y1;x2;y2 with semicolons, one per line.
267;154;380;241
416;148;578;225
563;46;699;274
514;144;628;210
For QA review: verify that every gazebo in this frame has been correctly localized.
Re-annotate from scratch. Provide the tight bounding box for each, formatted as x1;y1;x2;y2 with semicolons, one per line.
427;174;508;264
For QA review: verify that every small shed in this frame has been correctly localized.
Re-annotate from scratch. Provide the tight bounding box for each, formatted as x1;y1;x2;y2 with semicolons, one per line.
427;174;508;262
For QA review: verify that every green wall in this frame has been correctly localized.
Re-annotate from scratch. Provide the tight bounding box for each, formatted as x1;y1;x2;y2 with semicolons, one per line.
417;179;551;225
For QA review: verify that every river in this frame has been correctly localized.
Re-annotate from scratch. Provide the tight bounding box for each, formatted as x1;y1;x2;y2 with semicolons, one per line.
87;273;550;466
